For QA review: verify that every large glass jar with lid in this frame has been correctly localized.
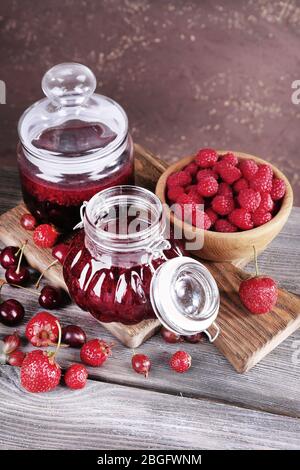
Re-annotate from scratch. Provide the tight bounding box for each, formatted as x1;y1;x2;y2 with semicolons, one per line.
17;63;134;230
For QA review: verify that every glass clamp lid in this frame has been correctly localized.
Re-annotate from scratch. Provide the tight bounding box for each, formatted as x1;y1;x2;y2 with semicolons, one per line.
150;256;220;341
18;62;128;160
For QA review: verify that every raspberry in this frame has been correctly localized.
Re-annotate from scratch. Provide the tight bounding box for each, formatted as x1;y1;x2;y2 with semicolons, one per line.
184;162;198;176
186;186;204;204
258;192;274;212
237;188;261;213
239;159;258;180
33;224;58;248
239;276;278;314
220;152;238;166
215;218;237;233
167;171;192;188
252;209;272;227
270;178;286;201
205;208;218;226
250;164;273;192
167;186;185;202
217;182;233;198
195;148;218;168
233;178;249;193
197;176;218;197
229;208;253;230
191;210;212;230
196;168;218;182
212;195;235;216
217;163;241;184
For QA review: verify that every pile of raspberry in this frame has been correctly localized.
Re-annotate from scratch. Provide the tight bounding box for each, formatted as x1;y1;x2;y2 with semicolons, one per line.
166;148;286;232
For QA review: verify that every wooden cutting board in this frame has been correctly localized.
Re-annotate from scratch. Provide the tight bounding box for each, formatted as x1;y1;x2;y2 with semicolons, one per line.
1;143;300;373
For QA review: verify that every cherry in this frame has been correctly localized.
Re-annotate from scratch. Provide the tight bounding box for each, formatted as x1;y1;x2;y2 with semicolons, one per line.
52;243;70;265
160;327;182;344
62;325;86;348
183;333;204;344
38;285;62;309
0;246;19;269
20;213;37;231
5;266;29;286
131;353;151;377
0;299;25;326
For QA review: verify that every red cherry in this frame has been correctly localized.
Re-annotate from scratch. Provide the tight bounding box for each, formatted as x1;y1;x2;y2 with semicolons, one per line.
183;333;204;343
62;325;86;348
20;213;37;231
0;246;19;269
39;285;62;309
131;354;151;377
0;299;25;326
160;327;182;344
52;243;70;265
5;266;29;286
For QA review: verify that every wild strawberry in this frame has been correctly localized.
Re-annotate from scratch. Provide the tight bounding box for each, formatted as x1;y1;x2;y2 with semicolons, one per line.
7;350;26;367
215;218;238;232
2;332;21;354
33;224;59;248
220;152;238;166
229;208;253;230
217;182;233;198
197;176;218;197
170;351;192;373
258;192;274;212
25;312;59;347
167;186;185;202
233;178;249;193
252;209;272;227
184;162;198;176
21;349;61;393
250;164;273;192
270;178;286;201
161;327;182;343
205;208;218;226
237;188;261;213
64;364;88;390
212;195;235;216
196;168;218;182
217;163;241;184
131;354;151;377
167;171;192;188
80;339;112;367
195;148;218;168
239;159;258;180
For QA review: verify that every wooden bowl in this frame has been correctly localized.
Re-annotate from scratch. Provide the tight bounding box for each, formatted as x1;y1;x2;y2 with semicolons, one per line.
156;150;293;263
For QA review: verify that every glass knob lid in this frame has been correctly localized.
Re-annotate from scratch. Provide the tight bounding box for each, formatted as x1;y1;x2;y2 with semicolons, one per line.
150;256;220;338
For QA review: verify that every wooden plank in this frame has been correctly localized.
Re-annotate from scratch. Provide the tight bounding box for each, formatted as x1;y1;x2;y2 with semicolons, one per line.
0;366;300;450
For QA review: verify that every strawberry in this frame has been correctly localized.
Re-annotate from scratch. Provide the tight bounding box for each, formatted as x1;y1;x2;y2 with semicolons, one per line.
270;178;286;201
131;354;151;377
197;176;218;197
25;311;59;347
21;349;61;393
184;162;198;176
195;148;218;168
239;159;258;180
217;163;241;184
250;164;273;192
229;208;253;230
237;188;261;213
167;171;191;188
64;364;88;389
215;218;237;232
258;192;274;212
196;168;218;182
167;186;185;202
217;182;233;198
252;209;272;227
2;332;21;354
220;152;238;166
205;208;218;226
211;195;234;216
80;339;112;367
170;351;192;373
233;178;249;193
33;224;59;248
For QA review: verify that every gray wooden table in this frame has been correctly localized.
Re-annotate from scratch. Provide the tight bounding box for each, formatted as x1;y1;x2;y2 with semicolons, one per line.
0;167;300;450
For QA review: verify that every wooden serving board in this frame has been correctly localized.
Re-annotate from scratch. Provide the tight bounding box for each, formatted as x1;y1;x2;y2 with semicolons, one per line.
1;144;300;373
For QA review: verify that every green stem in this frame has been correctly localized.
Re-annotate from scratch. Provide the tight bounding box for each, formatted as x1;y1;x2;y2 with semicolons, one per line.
253;245;259;277
35;260;58;289
16;241;27;274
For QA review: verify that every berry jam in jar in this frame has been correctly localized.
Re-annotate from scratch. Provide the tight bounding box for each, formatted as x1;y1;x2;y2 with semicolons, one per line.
63;186;220;339
17;63;134;230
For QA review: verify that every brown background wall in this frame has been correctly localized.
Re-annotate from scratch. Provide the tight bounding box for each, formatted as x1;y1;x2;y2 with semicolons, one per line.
1;0;300;203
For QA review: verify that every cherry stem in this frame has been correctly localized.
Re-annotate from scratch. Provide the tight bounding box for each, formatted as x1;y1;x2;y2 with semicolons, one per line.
53;320;62;359
253;245;259;277
7;283;38;296
16;241;27;275
35;260;59;289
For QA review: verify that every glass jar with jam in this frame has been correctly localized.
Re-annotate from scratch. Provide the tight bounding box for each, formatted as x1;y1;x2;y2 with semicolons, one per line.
17;63;134;230
63;186;220;340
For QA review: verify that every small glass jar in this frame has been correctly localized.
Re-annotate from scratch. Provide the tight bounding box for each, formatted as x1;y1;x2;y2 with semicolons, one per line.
63;186;220;340
17;63;134;230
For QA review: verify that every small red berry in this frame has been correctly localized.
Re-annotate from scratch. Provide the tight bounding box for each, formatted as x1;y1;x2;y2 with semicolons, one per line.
161;327;182;343
250;164;273;192
80;339;112;367
229;208;253;230
218;163;241;184
196;168;218;182
33;224;59;248
131;353;151;377
233;178;249;193
20;213;37;231
2;332;21;354
239;276;278;314
170;351;192;373
186;188;204;204
62;325;86;348
7;350;26;367
0;246;19;269
237;188;261;213
197;176;218;197
217;182;233;198
215;218;238;232
258;192;274;212
205;208;218;226
20;349;61;393
191;210;212;230
25;312;59;347
167;186;185;202
239;159;258;180
184;333;204;343
252;209;272;227
220;152;238;166
212;195;235;216
64;364;88;389
167;171;192;188
195;148;218;168
270;178;286;201
184;162;198;176
52;243;70;264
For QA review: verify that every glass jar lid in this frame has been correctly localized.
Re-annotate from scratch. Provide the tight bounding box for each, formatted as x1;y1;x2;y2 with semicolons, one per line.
150;256;220;339
18;63;128;160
